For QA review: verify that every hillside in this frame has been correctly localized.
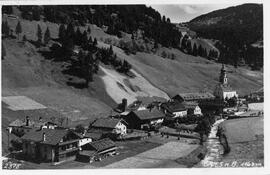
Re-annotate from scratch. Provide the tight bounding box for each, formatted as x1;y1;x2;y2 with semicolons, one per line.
188;3;263;68
97;38;262;97
2;13;263;100
2;6;264;156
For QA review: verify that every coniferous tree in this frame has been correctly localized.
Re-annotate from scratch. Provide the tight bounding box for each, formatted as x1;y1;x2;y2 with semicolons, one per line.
58;24;66;43
66;23;75;39
154;40;158;49
2;43;6;60
171;53;176;60
109;45;113;56
32;7;41;21
15;21;22;39
208;49;213;58
186;40;192;54
161;51;167;58
44;27;51;45
75;27;82;45
87;26;91;34
93;38;98;46
198;44;203;57
63;37;74;56
78;51;99;86
193;43;198;56
181;35;188;51
81;30;88;49
203;48;207;58
22;34;27;42
2;21;10;36
36;24;42;44
2;6;13;14
88;36;93;44
121;60;132;73
75;124;85;134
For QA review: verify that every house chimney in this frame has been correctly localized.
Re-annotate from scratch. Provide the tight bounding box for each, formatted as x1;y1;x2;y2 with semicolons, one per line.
26;116;30;126
83;129;87;136
42;133;46;141
122;98;127;112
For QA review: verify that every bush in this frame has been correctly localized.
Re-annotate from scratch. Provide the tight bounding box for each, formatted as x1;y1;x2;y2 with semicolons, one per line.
161;51;167;58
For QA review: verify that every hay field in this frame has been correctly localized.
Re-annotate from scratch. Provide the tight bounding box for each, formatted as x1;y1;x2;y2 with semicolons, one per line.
105;142;198;168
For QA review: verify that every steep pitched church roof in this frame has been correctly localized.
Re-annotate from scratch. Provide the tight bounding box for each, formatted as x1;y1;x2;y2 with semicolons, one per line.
219;84;234;92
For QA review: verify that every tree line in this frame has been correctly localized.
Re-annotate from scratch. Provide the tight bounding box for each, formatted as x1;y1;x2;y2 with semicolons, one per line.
16;5;182;49
2;19;132;87
180;34;219;59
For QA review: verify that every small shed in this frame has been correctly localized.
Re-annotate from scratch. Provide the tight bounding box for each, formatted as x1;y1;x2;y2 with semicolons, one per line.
78;138;117;162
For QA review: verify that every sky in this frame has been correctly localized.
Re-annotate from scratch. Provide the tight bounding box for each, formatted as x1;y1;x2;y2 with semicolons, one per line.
149;4;243;23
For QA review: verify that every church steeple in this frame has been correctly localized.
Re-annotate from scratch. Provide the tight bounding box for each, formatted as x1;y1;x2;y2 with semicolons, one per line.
219;64;228;85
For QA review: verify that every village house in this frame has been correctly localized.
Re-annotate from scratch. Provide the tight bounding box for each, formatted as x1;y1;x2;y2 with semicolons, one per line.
214;64;238;100
84;130;103;141
129;96;167;111
172;92;215;103
160;101;187;118
182;101;202;116
77;131;92;149
125;108;165;130
21;129;81;163
8;116;58;137
90;118;127;135
78;138;117;162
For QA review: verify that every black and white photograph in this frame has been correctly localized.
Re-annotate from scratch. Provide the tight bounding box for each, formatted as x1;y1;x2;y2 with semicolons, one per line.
0;0;267;172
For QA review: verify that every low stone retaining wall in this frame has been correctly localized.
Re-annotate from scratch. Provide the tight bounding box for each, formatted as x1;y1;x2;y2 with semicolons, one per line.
217;125;230;154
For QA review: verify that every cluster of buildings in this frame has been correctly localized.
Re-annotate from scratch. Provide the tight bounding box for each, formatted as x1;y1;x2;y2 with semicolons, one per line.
7;65;241;164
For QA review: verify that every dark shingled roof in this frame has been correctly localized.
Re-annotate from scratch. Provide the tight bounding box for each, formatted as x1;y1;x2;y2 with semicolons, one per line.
89;138;116;152
132;108;164;120
182;101;199;109
161;101;186;113
9;119;26;127
175;92;215;101
91;118;126;129
21;129;80;145
8;119;44;128
9;117;58;129
84;131;103;140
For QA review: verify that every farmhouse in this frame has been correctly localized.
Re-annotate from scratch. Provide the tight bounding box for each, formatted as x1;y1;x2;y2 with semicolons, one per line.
90;118;127;135
84;131;103;141
21;129;81;163
78;138;117;162
214;64;238;100
78;132;92;148
182;101;202;116
125;108;165;130
8;116;58;137
172;92;215;103
160;101;187;118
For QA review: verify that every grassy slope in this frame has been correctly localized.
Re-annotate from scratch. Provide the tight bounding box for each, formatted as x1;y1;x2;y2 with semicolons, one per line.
129;50;263;97
3;16;263;104
2;14;263;108
100;41;263;97
1;37;113;154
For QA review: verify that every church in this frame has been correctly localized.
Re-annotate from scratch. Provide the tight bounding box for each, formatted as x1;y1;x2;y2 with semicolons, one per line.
214;64;238;100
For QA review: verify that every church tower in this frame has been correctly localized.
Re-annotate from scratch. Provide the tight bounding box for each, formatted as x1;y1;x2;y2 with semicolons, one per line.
219;64;228;85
